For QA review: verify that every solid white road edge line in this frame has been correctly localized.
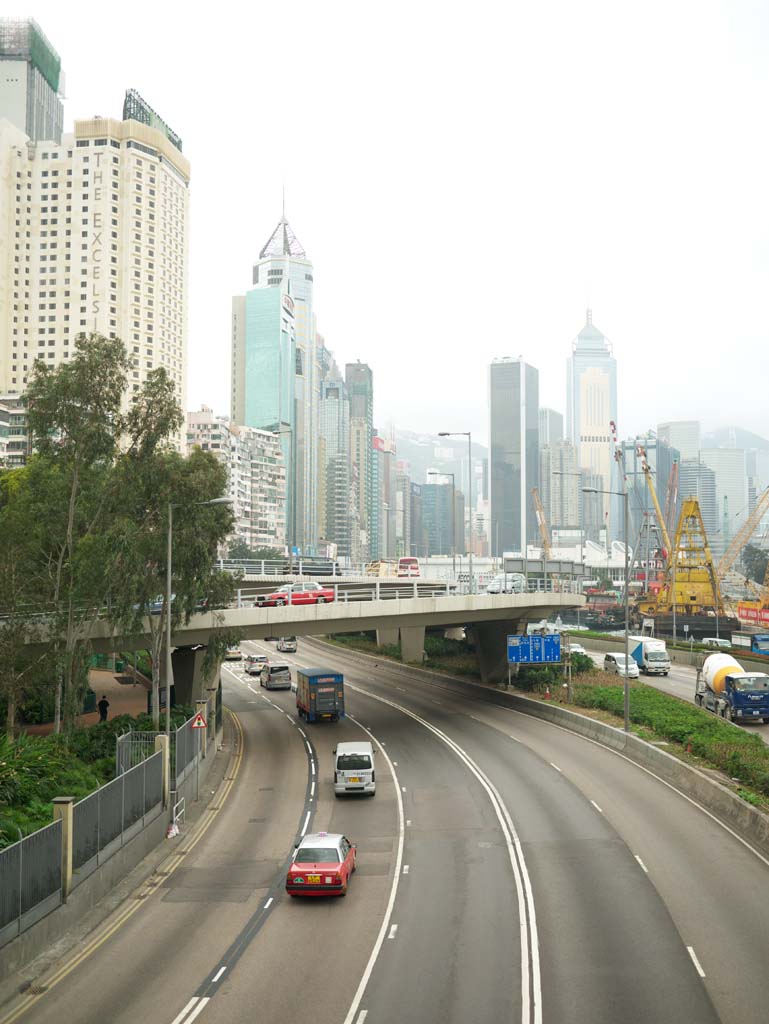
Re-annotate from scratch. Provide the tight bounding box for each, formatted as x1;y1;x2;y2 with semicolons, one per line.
687;946;706;978
347;682;541;1024
341;714;405;1024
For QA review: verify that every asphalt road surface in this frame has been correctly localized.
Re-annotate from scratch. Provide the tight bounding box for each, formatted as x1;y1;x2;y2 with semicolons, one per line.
5;638;769;1024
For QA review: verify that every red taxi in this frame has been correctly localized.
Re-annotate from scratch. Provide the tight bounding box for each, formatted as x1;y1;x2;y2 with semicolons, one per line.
286;832;357;897
261;582;336;607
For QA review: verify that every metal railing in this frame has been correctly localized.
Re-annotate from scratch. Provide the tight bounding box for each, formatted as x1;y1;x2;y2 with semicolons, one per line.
116;730;160;776
71;751;163;889
0;820;62;950
173;698;211;790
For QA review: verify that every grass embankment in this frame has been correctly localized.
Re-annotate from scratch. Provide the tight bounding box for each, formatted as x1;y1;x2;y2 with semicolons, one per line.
328;632;769;809
0;707;194;847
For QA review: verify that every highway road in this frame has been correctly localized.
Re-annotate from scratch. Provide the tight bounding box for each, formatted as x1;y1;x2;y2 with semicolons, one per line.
4;638;769;1024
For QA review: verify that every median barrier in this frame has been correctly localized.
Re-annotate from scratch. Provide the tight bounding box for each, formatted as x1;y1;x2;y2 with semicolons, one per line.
311;637;769;858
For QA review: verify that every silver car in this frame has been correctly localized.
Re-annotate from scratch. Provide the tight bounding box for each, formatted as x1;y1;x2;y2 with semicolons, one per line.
486;573;526;594
603;652;639;679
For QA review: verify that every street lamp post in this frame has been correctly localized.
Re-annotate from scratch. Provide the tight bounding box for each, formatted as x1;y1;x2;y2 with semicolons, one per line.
428;470;456;576
584;484;630;732
165;496;233;737
439;431;473;593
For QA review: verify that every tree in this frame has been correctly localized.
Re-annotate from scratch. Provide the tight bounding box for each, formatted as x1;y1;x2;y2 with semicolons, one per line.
742;544;769;587
227;540;283;561
22;334;190;731
107;447;236;728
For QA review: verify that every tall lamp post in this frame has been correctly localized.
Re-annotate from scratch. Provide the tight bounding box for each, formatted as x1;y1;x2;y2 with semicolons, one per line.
438;431;473;593
583;484;630;732
428;470;456;576
166;496;233;737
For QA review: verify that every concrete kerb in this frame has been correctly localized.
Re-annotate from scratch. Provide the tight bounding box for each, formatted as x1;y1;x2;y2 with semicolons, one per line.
0;713;234;1004
312;637;769;859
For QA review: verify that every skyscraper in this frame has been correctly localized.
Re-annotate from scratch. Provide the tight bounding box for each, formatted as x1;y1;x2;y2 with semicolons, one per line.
318;377;351;557
0;92;190;441
540;440;580;529
566;310;617;521
657;421;700;461
489;357;539;555
700;448;749;557
538;407;564;446
0;19;63;143
346;362;374;557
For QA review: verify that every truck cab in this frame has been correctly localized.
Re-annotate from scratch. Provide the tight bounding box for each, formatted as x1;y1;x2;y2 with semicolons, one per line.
698;671;769;722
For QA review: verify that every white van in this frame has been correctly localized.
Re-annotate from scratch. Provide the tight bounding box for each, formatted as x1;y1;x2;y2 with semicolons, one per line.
334;741;376;797
702;637;731;650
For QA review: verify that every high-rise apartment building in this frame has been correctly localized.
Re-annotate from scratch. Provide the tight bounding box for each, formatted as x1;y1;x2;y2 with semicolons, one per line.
0;91;190;437
566;310;617;522
540;439;580;529
657;421;700;461
489;357;539;555
346;362;374;557
410;482;426;558
187;407;286;551
0;19;63;144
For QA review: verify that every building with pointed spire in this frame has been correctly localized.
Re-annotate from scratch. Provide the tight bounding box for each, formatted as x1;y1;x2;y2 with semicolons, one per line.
566;310;617;538
232;211;321;554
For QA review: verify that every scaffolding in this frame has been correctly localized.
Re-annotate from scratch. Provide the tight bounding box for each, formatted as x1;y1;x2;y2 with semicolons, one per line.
123;88;183;152
0;19;61;93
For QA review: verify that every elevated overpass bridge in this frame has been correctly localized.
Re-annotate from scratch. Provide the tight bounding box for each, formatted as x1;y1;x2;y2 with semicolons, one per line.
85;588;584;704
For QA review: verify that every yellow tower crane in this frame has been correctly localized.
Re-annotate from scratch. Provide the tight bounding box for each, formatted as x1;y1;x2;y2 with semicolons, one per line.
637;445;673;559
652;497;728;618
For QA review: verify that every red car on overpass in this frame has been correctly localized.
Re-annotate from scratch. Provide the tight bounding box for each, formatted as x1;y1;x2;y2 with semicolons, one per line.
260;582;336;606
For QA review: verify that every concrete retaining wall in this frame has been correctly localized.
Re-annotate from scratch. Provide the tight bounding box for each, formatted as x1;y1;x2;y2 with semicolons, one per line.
314;638;769;857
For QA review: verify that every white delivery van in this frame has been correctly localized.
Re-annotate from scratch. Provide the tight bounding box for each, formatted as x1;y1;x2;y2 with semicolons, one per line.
334;740;376;796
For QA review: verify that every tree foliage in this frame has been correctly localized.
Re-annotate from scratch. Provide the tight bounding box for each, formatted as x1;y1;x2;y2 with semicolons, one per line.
743;544;769;587
0;334;234;734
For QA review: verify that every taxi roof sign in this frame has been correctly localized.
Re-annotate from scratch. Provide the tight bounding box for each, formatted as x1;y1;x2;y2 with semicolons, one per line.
191;711;207;729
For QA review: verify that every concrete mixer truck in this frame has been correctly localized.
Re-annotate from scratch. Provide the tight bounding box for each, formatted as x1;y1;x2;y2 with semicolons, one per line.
695;653;769;723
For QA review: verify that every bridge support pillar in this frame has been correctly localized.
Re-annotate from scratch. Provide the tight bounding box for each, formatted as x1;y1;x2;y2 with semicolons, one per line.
470;620;521;683
399;626;425;664
172;646;220;707
376;628;399;648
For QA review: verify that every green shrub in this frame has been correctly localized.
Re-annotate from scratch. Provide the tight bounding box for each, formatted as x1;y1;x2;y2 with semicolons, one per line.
573;682;769;797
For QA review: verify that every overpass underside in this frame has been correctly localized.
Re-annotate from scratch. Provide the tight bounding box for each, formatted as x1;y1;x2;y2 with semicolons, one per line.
87;593;584;702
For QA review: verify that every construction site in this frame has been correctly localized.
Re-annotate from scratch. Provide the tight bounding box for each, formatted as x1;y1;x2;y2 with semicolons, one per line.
533;438;769;641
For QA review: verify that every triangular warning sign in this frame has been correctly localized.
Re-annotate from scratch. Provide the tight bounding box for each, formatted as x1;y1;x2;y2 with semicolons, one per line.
191;711;207;729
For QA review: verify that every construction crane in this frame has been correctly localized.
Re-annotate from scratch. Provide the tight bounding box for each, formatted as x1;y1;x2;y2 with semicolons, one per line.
716;486;769;581
663;460;679;540
531;487;552;562
637;445;673;561
638;496;729;622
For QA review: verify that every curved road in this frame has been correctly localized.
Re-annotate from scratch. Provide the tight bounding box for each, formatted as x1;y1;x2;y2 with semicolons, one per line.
3;638;769;1023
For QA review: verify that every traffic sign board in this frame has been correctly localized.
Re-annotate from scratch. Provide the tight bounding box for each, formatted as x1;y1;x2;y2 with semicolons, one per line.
191;712;207;729
507;634;561;664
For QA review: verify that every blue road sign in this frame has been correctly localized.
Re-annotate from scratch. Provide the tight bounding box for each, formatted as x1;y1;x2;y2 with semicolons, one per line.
507;634;561;664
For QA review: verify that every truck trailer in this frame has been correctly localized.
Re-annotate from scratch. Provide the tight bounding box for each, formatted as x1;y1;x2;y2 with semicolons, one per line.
695;653;769;724
296;668;345;723
730;632;769;656
628;636;670;676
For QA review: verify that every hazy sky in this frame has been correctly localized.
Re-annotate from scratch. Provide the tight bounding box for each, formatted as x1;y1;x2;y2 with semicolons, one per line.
24;0;769;445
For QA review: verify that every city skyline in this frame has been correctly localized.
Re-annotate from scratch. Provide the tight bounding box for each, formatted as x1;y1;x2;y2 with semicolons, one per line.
13;1;769;445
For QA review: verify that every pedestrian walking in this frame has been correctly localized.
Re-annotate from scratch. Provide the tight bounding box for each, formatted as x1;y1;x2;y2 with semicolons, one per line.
98;695;110;722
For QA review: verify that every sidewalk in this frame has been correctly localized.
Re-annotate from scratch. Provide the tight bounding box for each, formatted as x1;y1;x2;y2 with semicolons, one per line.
23;669;152;735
